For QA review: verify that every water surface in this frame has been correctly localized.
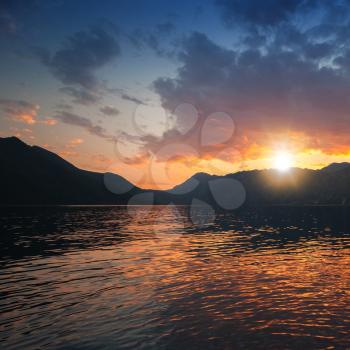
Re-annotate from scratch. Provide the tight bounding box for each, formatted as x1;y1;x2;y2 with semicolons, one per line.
1;206;350;349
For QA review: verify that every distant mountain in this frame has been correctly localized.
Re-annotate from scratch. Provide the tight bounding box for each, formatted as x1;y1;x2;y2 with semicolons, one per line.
321;162;350;173
0;137;141;204
161;166;350;207
1;136;350;206
169;172;216;195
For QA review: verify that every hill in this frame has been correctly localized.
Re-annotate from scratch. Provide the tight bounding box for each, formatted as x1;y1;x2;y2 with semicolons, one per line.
1;136;350;207
161;166;350;207
0;137;141;204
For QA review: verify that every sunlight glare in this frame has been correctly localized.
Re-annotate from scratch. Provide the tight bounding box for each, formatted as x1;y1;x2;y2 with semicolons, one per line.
273;152;293;172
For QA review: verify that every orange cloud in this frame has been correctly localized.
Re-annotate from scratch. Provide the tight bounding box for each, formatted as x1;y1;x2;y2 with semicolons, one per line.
58;150;79;158
18;113;37;124
68;138;84;146
41;118;57;126
0;99;58;127
0;99;39;125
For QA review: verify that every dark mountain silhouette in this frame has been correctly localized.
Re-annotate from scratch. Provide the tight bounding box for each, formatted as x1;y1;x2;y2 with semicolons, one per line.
320;162;350;173
0;137;141;204
1;136;350;206
161;166;350;207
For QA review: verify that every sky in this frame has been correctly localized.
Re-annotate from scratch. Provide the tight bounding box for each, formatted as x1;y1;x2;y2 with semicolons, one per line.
2;0;350;189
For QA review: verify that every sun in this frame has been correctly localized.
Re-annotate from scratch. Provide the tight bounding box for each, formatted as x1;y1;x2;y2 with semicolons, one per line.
273;152;293;172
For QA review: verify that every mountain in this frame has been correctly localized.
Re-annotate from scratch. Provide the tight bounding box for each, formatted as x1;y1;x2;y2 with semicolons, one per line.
162;166;350;207
0;137;141;204
168;172;216;195
1;136;350;206
321;162;350;173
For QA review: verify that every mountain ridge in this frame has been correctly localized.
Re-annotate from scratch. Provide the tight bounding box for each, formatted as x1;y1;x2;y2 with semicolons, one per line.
0;136;141;204
1;136;350;206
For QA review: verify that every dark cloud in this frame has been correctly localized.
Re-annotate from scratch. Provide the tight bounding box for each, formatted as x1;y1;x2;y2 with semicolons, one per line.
100;105;119;116
304;42;333;59
121;93;146;105
55;111;114;140
55;103;73;111
128;20;176;57
216;0;305;27
36;26;121;89
153;31;235;112
156;21;175;35
0;98;36;112
129;29;165;56
146;33;164;56
216;0;350;32
153;30;350;145
59;86;101;105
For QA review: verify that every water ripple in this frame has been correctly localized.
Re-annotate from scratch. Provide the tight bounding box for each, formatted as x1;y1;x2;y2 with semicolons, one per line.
1;206;350;349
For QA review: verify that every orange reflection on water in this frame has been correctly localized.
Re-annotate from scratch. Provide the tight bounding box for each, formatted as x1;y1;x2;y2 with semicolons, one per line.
1;206;350;349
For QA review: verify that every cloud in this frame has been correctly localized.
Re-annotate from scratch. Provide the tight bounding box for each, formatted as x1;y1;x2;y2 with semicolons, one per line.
156;21;176;35
0;99;39;124
58;150;79;158
80;153;114;172
55;111;114;140
10;126;35;140
68;138;84;146
36;25;121;89
59;86;101;105
128;20;176;57
42;118;57;126
150;29;350;160
216;0;305;27
121;93;146;105
100;105;119;116
0;99;59;127
55;103;73;111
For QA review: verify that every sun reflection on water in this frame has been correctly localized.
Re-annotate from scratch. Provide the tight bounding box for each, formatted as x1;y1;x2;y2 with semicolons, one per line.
1;206;350;349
